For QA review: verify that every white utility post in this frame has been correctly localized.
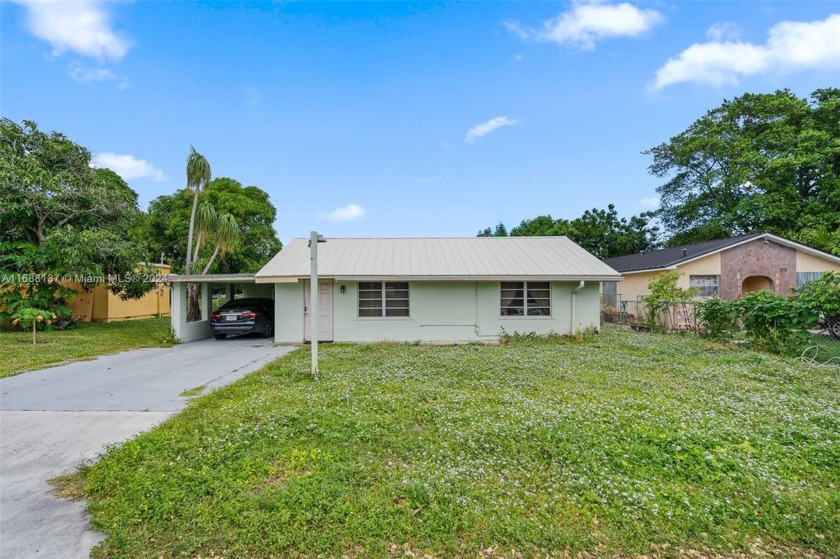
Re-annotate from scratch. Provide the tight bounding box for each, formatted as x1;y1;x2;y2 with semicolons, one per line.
309;231;326;380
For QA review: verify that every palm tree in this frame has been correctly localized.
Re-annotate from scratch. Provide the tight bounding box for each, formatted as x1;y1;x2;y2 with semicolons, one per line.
184;146;211;275
202;213;240;274
192;200;217;265
800;227;840;256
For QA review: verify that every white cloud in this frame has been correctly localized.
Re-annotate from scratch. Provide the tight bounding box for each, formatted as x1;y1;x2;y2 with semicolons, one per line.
639;196;660;208
68;64;116;83
11;0;130;61
92;153;166;182
464;116;519;144
414;176;439;184
323;203;366;222
506;0;663;50
706;22;741;41
652;14;840;90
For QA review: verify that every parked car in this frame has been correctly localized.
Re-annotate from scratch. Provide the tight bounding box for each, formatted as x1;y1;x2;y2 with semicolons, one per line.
209;298;274;339
822;312;840;340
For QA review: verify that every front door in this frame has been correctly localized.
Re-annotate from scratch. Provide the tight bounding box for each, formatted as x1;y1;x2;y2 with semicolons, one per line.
304;280;334;342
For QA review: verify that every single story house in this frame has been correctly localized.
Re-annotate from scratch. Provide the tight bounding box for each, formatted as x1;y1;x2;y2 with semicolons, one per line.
247;236;621;344
602;232;840;305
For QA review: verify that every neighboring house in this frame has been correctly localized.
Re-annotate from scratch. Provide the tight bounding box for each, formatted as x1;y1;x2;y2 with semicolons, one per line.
602;232;840;305
66;263;171;322
253;237;621;343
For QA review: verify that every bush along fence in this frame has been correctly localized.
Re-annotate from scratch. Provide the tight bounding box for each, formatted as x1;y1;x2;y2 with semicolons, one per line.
601;272;840;356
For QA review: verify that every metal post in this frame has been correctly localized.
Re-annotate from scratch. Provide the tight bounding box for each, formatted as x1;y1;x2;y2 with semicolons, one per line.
310;231;319;380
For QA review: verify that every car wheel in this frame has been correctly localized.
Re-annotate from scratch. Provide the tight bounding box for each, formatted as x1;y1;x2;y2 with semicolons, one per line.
261;321;273;339
829;314;840;340
213;333;227;340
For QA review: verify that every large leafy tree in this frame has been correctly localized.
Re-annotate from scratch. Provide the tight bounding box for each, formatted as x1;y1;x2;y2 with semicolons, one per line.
143;177;282;274
0;118;151;313
478;204;659;259
646;88;840;246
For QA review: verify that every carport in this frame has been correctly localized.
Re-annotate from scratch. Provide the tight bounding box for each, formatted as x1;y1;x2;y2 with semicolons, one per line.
168;274;273;342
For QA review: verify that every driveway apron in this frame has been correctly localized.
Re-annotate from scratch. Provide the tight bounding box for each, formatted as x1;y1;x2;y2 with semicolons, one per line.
0;337;295;559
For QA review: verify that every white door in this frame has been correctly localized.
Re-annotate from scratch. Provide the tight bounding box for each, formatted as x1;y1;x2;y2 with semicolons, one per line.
303;280;334;342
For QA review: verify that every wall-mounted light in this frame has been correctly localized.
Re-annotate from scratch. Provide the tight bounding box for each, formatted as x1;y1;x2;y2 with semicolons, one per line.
340;285;346;294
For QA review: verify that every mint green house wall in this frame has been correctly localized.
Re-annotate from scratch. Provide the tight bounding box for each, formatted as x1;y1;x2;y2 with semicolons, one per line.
273;280;600;343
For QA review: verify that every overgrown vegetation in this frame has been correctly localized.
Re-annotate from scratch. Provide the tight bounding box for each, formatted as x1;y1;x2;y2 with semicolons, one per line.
0;317;174;378
692;272;840;355
643;271;696;332
78;328;838;558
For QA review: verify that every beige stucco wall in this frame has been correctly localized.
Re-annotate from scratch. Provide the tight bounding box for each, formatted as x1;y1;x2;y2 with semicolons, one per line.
274;280;601;344
674;254;721;289
67;264;172;322
613;272;654;304
797;251;840;273
604;253;721;305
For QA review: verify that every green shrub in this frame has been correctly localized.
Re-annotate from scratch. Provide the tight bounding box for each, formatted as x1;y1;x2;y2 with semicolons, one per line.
795;271;840;321
643;271;696;332
694;297;739;340
737;291;811;355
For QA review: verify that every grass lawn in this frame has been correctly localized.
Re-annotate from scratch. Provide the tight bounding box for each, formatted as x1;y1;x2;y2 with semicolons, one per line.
78;327;839;558
0;317;173;378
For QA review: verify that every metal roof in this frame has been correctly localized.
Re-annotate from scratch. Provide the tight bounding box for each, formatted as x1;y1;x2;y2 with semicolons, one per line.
604;232;840;273
255;237;621;282
167;273;256;283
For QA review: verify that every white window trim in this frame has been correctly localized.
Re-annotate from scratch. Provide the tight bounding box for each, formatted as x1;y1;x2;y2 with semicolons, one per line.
357;281;411;319
689;275;720;298
500;281;552;318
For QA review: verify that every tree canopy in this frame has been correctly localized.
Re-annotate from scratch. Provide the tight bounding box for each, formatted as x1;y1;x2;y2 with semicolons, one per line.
0;119;141;246
478;204;659;259
0;118;151;303
143;177;282;274
646;88;840;247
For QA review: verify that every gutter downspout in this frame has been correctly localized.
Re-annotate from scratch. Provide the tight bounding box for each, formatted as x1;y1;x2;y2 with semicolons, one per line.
571;281;585;335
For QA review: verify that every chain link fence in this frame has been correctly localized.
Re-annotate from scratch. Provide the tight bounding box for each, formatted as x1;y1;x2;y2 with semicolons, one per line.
601;294;699;332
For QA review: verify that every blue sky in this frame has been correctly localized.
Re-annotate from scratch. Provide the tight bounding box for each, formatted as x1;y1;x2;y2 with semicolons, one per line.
2;1;838;244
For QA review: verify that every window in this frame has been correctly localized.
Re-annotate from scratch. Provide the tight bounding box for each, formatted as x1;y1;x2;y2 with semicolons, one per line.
602;281;619;310
689;275;719;297
358;282;409;317
501;282;551;316
797;271;824;288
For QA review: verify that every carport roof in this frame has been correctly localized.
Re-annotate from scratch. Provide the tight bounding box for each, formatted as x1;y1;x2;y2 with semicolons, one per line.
167;273;256;283
255;237;622;282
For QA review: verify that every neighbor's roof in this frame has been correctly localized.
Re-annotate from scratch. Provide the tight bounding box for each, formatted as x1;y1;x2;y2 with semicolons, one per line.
604;232;840;273
255;237;621;282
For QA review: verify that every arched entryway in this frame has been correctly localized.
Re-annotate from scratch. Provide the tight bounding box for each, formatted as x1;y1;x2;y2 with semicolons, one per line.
742;275;774;294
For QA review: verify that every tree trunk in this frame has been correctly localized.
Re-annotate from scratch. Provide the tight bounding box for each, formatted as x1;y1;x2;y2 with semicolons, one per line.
187;283;202;322
202;245;220;275
193;231;203;264
32;321;36;345
185;188;200;274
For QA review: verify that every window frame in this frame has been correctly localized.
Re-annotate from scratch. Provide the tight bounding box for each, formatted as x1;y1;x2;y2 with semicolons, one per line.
357;281;410;319
689;275;720;297
500;281;552;317
796;271;824;288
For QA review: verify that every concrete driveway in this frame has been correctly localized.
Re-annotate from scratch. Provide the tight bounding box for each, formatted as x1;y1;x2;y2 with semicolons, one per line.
0;336;296;559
